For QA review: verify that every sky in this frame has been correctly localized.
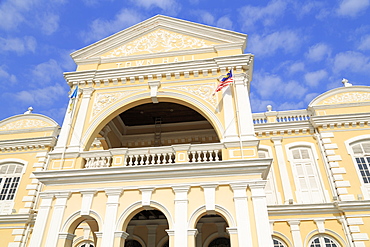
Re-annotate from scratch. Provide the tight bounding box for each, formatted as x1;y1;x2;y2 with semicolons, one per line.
0;0;370;125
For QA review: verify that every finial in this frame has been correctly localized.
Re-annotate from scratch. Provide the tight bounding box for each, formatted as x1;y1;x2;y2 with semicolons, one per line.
342;78;352;87
267;105;272;112
24;107;33;114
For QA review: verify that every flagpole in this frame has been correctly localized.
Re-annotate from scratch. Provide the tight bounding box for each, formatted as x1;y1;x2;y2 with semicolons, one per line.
60;83;79;169
230;70;244;160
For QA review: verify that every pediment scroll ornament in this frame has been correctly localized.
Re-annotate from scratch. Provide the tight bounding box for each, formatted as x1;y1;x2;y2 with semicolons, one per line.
166;84;217;107
101;29;211;58
91;90;142;119
0;119;51;131
321;92;370;105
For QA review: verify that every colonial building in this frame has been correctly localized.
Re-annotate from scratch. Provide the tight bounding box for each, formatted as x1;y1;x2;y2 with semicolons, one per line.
0;15;370;247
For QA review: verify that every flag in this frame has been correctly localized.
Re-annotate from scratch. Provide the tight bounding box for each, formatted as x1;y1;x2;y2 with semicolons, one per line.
213;70;233;95
68;86;78;113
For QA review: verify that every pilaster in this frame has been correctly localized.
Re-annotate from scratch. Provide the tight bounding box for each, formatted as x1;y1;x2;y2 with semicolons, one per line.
230;183;253;246
172;186;190;247
288;220;302;247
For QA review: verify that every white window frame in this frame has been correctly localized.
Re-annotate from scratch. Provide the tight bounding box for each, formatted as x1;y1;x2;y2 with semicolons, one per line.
285;142;329;204
0;159;27;214
258;145;282;205
345;134;370;199
308;234;341;247
273;237;288;247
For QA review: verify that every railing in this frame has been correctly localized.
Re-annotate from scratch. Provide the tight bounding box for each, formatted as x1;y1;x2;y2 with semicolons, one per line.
252;109;310;124
81;143;223;168
276;110;310;122
125;146;175;166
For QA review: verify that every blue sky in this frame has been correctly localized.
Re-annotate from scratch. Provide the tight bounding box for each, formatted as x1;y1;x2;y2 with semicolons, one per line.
0;0;370;124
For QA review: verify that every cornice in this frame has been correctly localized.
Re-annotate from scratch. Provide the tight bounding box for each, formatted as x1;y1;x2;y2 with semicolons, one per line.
254;121;314;136
33;158;272;186
310;112;370;127
64;54;253;85
268;203;340;215
0;213;35;224
0;136;57;151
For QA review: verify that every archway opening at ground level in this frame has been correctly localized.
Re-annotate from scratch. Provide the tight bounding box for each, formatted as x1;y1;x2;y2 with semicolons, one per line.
92;102;219;150
67;217;99;247
124;209;169;247
195;214;230;247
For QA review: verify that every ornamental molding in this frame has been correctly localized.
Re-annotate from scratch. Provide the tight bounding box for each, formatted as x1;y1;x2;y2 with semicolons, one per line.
0;119;52;131
320;92;370;105
164;83;217;107
101;29;212;58
91;90;143;120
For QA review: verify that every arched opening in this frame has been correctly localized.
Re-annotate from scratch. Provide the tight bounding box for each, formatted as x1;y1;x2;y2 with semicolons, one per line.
124;209;169;247
65;216;99;247
91;102;219;150
195;214;230;247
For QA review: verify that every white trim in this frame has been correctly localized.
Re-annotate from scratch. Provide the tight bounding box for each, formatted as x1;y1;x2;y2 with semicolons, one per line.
344;135;370;199
188;205;237;229
60;210;103;233
285;142;328;204
272;231;292;247
305;231;345;247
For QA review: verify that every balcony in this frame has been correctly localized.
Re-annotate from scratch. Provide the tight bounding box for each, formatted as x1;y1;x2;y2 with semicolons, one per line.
80;143;223;168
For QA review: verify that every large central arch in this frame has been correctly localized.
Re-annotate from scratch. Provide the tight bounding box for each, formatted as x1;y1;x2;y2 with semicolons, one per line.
83;93;224;151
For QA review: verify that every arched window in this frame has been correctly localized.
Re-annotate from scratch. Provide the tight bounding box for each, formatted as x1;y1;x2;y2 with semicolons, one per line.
0;162;24;214
288;146;325;203
351;141;370;183
309;235;340;247
273;237;287;247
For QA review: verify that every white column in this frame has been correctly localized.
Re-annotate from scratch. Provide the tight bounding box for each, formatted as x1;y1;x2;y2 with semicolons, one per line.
234;73;255;139
250;182;273;247
113;231;129;247
288;220;303;247
230;183;253;246
271;137;293;204
222;84;238;142
147;225;158;247
101;189;123;246
45;192;71;246
172;186;190;247
69;87;95;152
29;193;54;246
201;184;217;214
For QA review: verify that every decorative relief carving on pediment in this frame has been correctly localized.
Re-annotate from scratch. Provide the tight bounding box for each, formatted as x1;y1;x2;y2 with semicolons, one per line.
0;119;51;131
321;92;370;105
165;84;216;107
101;29;211;58
91;90;142;119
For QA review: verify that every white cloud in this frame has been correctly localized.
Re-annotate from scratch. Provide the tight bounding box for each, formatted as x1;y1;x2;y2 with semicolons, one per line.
249;30;301;56
333;51;370;73
198;11;215;25
306;43;331;62
31;59;63;84
131;0;181;14
12;83;66;106
38;13;60;35
337;0;370;17
0;66;17;84
282;80;308;98
216;16;233;30
304;70;328;87
240;0;287;31
358;34;370;50
0;36;37;54
288;62;305;74
253;73;283;98
81;8;144;43
0;0;64;32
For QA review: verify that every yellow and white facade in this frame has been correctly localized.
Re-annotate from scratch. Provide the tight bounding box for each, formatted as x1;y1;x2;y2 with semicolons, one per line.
0;15;370;247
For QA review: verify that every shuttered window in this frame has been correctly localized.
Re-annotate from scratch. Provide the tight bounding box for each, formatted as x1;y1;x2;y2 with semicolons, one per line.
351;141;370;183
290;147;323;203
0;163;23;201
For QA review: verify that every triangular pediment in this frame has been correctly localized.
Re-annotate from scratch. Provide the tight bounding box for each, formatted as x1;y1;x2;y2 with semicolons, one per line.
100;29;218;58
71;15;247;61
